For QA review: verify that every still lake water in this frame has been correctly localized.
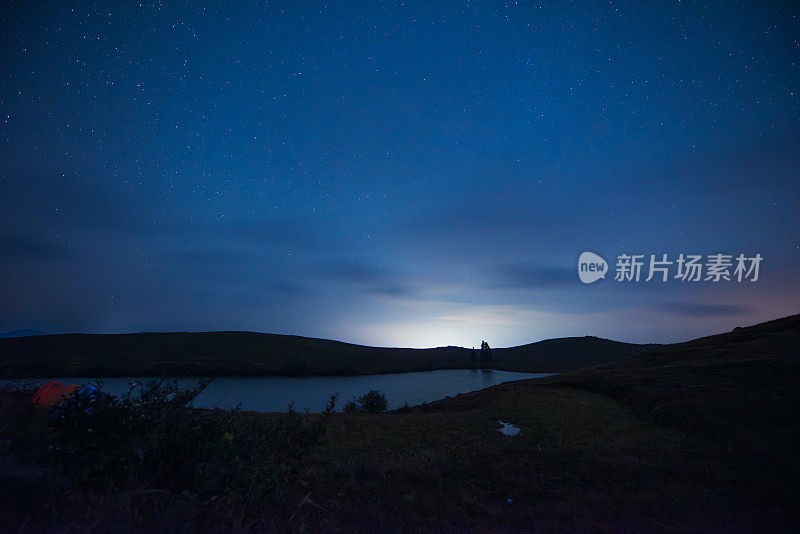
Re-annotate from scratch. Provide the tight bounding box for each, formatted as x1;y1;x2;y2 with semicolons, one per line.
21;370;553;412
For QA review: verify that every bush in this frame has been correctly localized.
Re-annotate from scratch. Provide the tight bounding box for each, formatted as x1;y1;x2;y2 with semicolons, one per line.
343;390;389;413
22;379;336;501
393;400;412;413
0;380;38;442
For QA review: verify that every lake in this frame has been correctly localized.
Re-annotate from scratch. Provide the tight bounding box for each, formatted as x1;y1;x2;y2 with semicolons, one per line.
18;370;554;412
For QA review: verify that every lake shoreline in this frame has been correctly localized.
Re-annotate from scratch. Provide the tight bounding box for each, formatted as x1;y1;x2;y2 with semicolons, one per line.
0;365;558;379
6;370;556;413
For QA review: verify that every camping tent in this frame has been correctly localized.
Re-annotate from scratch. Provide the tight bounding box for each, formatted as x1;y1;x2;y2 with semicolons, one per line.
32;381;79;408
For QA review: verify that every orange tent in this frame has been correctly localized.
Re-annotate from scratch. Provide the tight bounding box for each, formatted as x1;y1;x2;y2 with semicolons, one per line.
32;381;79;408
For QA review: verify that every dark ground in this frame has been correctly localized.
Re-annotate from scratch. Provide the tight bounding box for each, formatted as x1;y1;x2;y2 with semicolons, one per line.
1;314;798;532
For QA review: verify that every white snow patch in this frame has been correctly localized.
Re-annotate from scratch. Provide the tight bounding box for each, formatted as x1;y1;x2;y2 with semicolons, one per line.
496;420;520;436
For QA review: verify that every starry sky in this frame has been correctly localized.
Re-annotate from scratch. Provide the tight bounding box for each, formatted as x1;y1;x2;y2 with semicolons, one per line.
1;1;798;348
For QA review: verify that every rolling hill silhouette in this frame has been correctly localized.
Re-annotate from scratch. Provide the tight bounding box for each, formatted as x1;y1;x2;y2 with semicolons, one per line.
0;330;651;377
0;329;49;338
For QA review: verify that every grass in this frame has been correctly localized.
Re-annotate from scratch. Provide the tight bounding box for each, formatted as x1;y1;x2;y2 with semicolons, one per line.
2;379;797;531
304;386;713;531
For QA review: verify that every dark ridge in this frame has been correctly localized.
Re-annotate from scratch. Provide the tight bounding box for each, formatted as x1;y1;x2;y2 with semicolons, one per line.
0;329;50;339
0;330;651;378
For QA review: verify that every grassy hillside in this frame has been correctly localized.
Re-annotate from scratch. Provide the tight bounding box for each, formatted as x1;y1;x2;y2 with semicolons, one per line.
539;313;800;437
493;335;654;373
0;330;651;377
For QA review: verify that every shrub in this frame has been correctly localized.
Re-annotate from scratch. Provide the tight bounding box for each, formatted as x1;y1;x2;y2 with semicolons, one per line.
392;400;413;413
47;383;138;486
343;390;389;413
0;380;38;442
32;379;336;501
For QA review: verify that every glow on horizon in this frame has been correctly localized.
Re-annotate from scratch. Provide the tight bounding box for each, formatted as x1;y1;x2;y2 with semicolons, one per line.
333;297;800;349
342;303;582;348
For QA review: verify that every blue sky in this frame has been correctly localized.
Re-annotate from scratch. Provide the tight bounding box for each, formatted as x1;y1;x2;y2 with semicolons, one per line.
1;1;798;347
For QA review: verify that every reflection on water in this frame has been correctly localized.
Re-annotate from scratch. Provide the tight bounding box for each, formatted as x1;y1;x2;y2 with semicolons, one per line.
20;369;554;413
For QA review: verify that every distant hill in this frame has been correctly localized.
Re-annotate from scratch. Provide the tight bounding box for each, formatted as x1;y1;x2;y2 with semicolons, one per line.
537;312;800;435
493;336;656;373
0;330;652;378
0;329;49;338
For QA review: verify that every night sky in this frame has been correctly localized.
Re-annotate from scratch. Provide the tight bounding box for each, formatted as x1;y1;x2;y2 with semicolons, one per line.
1;1;798;348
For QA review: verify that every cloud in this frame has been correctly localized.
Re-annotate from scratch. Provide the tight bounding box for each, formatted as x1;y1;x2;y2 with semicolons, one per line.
0;234;67;261
312;258;416;297
268;280;309;297
436;304;550;326
0;169;151;236
177;248;259;266
319;259;387;282
656;301;751;317
489;263;576;289
211;216;322;249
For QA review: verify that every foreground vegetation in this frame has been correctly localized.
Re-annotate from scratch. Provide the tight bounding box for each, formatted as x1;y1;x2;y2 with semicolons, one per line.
1;379;338;531
1;314;799;531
